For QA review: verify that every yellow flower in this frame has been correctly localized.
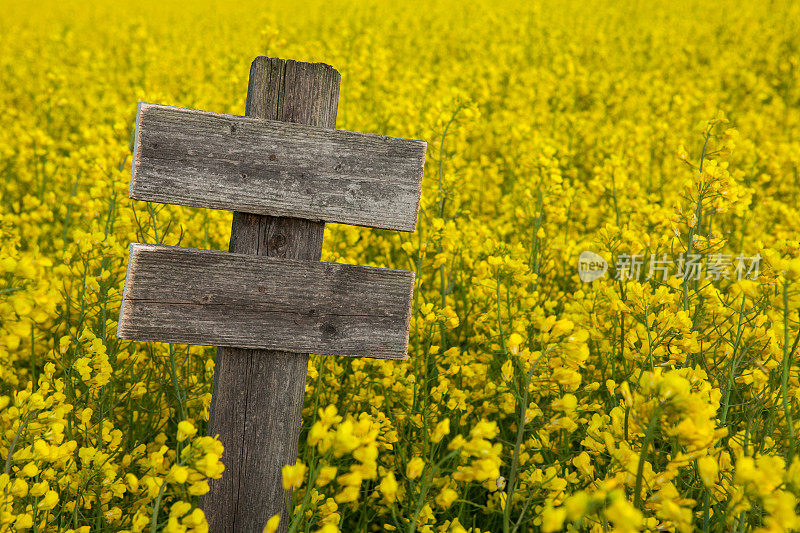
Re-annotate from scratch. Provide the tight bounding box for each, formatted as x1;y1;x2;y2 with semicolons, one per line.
11;478;28;497
431;418;450;443
177;420;198;442
697;455;718;488
14;514;33;530
335;485;360;503
406;457;425;480
168;465;189;484
564;492;590;521
282;461;307;491
550;319;574;338
39;490;59;510
606;496;643;531
182;508;206;529
333;420;360;457
507;333;524;354
470;421;498;440
125;473;139;492
501;359;514;382
435;487;458;508
316;465;337;487
262;514;280;533
189;481;210;496
379;472;398;503
540;505;566;533
572;451;593;478
33;439;50;460
30;480;49;497
20;462;39;478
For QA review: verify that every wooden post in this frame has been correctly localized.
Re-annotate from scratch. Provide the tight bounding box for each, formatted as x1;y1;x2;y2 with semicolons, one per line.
200;57;340;532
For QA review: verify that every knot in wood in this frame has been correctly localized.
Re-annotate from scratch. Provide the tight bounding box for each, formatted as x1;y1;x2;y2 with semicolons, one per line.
321;323;337;339
269;233;287;253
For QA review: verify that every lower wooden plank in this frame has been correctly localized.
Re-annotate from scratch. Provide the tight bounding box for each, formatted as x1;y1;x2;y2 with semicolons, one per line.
117;243;414;359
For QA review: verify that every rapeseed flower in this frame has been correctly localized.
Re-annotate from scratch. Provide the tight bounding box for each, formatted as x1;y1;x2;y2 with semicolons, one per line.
2;0;800;530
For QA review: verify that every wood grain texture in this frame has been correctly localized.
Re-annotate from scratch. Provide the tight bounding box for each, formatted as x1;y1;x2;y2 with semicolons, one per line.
131;102;426;232
117;243;414;358
201;57;339;533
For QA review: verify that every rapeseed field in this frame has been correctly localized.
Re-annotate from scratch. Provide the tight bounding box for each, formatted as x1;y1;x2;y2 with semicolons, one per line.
1;0;800;531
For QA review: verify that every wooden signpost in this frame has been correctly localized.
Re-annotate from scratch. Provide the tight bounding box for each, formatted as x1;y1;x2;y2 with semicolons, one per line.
117;57;426;532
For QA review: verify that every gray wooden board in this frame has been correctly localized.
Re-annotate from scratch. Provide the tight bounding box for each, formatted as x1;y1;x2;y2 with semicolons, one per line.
117;243;414;359
131;102;426;231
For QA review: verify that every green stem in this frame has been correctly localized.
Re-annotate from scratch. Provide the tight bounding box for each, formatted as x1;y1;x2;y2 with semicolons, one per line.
504;359;542;533
781;281;796;458
633;405;661;509
150;479;168;532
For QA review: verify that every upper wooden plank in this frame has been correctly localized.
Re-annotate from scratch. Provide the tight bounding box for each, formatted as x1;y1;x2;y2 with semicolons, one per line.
131;103;426;232
117;243;415;359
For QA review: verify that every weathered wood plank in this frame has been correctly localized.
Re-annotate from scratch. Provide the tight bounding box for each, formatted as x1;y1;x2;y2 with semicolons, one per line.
117;243;414;359
131;101;426;232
